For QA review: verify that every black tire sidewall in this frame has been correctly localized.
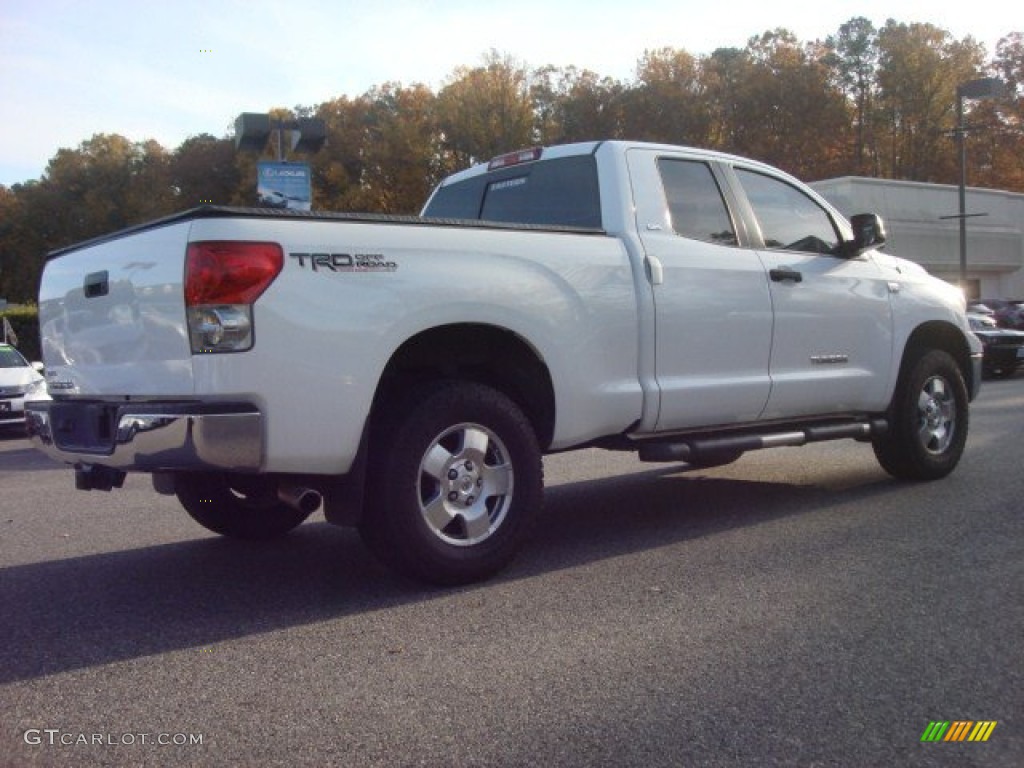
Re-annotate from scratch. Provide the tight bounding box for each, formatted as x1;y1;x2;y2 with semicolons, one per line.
175;472;312;540
875;350;968;481
362;382;543;585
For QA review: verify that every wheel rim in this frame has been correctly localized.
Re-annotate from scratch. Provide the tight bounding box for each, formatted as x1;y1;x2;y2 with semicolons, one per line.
916;375;956;455
417;422;514;547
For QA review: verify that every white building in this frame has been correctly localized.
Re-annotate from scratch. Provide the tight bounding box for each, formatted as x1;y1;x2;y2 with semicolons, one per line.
810;177;1024;300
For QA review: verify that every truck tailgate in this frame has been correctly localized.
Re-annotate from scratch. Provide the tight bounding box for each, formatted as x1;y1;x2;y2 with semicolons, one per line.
38;220;195;396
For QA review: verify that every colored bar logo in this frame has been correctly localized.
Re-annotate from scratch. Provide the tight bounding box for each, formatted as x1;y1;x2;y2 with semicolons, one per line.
921;721;997;742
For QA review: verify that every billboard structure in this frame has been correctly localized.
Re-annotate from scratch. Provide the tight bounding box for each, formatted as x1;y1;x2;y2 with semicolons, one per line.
257;162;312;211
235;113;326;212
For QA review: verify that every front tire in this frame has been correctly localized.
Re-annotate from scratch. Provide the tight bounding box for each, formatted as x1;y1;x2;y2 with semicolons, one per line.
359;381;543;585
872;350;969;481
176;473;314;540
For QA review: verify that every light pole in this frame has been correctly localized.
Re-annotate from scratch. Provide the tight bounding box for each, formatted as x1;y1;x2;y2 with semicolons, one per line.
952;77;1005;295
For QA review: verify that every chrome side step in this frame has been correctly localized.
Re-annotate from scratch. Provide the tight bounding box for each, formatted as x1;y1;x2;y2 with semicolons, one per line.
636;418;888;463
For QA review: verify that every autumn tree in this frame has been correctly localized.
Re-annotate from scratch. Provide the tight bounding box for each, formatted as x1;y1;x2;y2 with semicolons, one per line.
170;134;240;207
531;66;626;145
350;83;448;213
875;21;987;183
825;17;880;174
307;95;370;211
0;184;35;301
620;48;711;146
437;51;535;166
994;32;1024;88
976;33;1024;191
700;31;850;179
701;46;751;151
0;135;181;301
35;134;173;243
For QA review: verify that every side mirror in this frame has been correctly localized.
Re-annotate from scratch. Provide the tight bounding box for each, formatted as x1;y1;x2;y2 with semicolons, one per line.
31;361;45;374
845;213;887;257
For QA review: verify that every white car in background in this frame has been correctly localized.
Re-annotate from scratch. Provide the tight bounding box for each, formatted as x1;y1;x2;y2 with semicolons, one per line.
0;344;47;431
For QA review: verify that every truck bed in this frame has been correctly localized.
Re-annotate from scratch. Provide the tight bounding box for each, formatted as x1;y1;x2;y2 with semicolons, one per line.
47;205;606;260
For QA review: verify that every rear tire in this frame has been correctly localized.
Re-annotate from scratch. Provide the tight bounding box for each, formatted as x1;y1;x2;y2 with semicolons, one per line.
176;473;314;540
359;381;543;586
872;350;968;481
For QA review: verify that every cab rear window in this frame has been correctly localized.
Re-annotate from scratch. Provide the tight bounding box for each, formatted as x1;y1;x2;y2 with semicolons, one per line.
423;155;602;228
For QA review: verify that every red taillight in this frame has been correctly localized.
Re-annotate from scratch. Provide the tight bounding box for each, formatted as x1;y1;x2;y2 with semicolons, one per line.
185;241;283;306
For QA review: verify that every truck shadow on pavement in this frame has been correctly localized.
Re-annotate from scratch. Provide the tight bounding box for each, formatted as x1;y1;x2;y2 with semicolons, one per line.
1;464;900;685
0;446;65;472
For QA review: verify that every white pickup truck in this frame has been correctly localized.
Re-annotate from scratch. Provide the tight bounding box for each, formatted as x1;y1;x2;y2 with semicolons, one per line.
27;140;982;584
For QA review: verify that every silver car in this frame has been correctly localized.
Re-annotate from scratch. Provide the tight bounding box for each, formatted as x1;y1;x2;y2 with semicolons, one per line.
0;344;47;430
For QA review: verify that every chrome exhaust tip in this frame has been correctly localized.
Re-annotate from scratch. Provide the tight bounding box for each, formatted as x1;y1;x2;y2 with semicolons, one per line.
278;484;322;514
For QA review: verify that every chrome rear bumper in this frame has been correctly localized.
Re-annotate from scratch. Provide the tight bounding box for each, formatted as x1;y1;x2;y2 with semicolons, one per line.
26;400;262;472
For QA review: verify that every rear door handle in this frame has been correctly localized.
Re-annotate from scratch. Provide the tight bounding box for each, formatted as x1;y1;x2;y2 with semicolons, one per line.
769;267;803;283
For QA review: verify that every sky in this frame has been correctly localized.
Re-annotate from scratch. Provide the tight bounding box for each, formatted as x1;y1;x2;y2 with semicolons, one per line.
0;0;1016;186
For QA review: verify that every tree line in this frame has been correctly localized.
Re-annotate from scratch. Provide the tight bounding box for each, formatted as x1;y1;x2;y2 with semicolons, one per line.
1;18;1022;303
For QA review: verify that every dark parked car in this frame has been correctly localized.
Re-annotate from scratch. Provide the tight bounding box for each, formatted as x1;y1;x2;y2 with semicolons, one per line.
973;299;1024;330
969;312;1024;378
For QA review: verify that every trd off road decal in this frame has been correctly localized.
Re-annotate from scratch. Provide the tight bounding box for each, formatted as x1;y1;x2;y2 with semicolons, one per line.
289;253;398;273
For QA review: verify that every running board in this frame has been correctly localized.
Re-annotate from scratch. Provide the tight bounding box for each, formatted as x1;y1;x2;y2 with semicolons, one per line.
636;418;889;463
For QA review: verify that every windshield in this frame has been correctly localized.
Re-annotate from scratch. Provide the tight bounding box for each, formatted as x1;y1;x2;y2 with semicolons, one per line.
0;346;29;368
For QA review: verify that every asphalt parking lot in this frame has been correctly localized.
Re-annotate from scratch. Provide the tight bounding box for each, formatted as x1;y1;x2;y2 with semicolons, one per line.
2;376;1022;767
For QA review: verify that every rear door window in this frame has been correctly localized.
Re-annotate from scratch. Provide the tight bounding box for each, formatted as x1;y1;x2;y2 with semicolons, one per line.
657;159;737;246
